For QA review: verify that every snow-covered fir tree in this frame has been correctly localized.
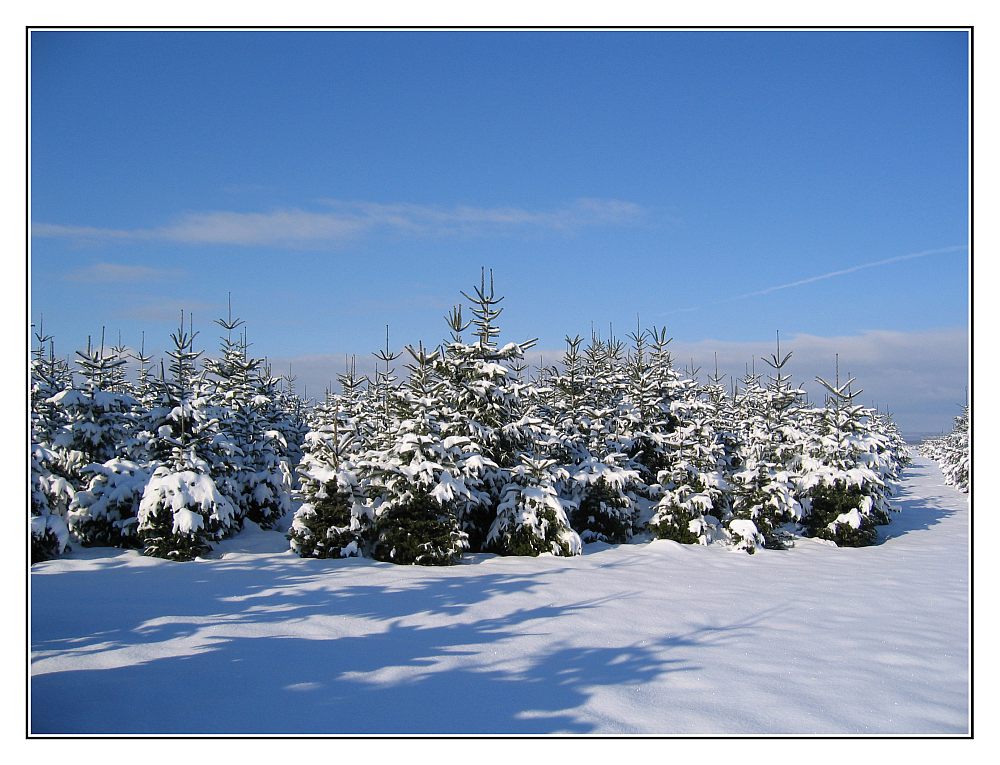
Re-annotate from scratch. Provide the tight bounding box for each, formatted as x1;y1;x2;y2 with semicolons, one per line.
360;342;484;565
37;330;141;555
550;331;641;545
31;271;916;563
431;273;539;547
568;454;639;544
727;337;805;552
48;331;137;484
135;313;239;560
798;362;898;546
30;322;75;562
68;459;152;548
487;455;582;557
289;396;371;559
919;404;969;493
643;353;729;546
203;303;293;530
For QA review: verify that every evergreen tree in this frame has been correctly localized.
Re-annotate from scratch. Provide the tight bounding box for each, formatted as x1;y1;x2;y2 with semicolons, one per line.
625;327;680;482
48;331;137;481
290;406;370;558
798;361;897;546
487;455;582;557
919;404;969;493
369;325;401;449
68;459;151;548
203;302;293;529
728;335;805;552
136;312;239;560
648;405;730;547
370;491;468;566
569;467;636;544
432;274;538;544
359;342;484;564
30;321;75;562
30;444;74;563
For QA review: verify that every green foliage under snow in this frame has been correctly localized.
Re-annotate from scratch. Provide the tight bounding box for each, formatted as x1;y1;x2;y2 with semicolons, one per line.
31;271;927;566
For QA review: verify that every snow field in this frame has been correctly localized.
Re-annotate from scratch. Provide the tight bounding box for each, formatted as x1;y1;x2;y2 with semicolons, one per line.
30;456;968;735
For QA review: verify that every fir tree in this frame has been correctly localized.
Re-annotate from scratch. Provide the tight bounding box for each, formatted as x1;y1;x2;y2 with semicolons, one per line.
30;321;75;562
798;360;896;546
567;452;638;544
290;408;370;559
919;404;969;493
136;312;239;560
487;455;582;557
30;444;74;563
48;330;137;478
370;491;468;565
68;459;151;548
358;342;483;564
728;334;805;551
203;301;293;529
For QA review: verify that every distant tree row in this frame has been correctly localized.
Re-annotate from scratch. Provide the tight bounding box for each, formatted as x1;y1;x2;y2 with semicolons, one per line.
918;406;970;493
30;271;911;565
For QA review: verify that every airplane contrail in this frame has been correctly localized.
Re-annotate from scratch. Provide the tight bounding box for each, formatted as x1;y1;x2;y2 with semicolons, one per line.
660;245;966;315
733;245;967;300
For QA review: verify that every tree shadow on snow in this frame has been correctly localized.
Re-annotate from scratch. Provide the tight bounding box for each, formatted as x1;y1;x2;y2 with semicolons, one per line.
30;555;759;734
875;460;965;544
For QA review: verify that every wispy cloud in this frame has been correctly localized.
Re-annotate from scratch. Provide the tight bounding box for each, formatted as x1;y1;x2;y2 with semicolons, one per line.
317;198;644;232
660;245;967;316
63;262;183;283
733;246;968;300
31;198;645;248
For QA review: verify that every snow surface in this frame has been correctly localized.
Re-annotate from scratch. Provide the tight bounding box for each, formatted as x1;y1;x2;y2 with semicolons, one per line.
30;455;969;735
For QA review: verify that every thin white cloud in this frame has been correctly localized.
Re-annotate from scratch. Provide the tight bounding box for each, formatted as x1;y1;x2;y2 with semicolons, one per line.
32;198;645;248
63;262;182;283
33;223;136;240
318;198;644;231
661;245;968;316
734;246;968;300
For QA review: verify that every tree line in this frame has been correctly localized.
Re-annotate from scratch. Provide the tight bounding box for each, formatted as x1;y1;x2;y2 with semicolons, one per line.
31;270;911;565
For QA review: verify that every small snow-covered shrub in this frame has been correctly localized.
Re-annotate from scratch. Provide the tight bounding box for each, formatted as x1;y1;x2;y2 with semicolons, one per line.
370;491;467;566
568;456;637;544
920;406;970;494
803;481;878;547
137;467;238;561
68;459;152;548
571;477;632;544
727;518;766;554
30;445;75;563
288;472;369;559
487;457;582;557
649;489;713;545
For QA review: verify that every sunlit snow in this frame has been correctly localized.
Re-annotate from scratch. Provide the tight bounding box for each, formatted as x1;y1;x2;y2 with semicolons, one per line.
30;455;968;735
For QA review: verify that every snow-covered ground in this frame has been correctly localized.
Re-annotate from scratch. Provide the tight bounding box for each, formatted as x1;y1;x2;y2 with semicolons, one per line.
29;455;969;735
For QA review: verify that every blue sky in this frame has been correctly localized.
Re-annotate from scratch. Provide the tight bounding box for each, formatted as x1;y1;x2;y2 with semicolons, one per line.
29;30;969;433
